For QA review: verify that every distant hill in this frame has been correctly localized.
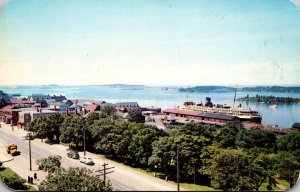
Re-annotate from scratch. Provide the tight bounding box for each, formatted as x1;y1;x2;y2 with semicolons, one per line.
240;86;300;93
178;86;236;93
178;86;300;93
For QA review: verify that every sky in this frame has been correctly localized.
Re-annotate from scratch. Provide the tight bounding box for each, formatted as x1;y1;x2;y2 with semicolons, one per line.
0;0;300;86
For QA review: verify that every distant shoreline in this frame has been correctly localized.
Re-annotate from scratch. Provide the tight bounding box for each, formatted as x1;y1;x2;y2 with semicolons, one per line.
237;95;300;104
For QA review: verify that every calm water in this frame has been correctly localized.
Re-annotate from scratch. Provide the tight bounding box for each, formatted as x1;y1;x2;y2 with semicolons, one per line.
1;85;300;128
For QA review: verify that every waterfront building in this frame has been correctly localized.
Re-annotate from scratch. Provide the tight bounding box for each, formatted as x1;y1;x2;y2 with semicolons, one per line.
28;94;51;102
59;100;73;112
18;108;59;128
115;102;141;113
163;108;238;124
85;104;100;113
0;105;18;125
50;94;67;102
10;98;36;108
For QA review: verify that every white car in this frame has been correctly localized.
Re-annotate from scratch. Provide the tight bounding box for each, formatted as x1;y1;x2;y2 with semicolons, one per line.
79;156;95;165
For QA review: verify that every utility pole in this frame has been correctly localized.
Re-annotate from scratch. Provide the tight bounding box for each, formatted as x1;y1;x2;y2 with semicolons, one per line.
83;127;86;156
176;145;180;191
24;132;33;171
95;163;115;183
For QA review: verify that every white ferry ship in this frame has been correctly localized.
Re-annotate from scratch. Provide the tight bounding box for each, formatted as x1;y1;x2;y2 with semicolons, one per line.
179;97;262;123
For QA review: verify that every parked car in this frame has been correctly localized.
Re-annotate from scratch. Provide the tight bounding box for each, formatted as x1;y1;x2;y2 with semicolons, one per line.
67;150;80;159
79;156;94;165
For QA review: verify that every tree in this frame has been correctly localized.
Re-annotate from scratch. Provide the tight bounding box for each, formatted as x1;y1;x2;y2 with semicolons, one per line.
100;103;116;117
275;151;300;188
236;129;276;152
45;113;64;142
277;132;300;161
85;112;101;126
127;124;161;166
36;155;62;173
214;121;244;148
200;145;254;191
90;119;130;158
39;167;112;191
26;118;48;142
60;116;85;147
177;123;217;142
128;108;145;123
149;131;209;182
249;153;277;191
25;113;64;142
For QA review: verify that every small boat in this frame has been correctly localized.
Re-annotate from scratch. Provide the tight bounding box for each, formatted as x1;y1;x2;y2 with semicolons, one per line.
270;104;277;108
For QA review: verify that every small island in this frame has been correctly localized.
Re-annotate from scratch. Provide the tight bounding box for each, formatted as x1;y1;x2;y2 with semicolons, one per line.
238;95;300;104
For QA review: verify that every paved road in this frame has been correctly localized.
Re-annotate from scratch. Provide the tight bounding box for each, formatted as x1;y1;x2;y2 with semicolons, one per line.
0;123;182;191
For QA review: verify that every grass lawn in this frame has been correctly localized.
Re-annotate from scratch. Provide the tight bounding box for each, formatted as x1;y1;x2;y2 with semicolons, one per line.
0;167;36;191
259;182;281;191
180;183;216;191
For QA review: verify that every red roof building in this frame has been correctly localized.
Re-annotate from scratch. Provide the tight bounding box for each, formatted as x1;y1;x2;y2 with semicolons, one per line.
163;108;201;117
0;105;19;125
85;104;100;112
10;98;36;107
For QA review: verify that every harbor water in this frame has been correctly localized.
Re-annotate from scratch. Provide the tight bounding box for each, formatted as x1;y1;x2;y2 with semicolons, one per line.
1;85;300;128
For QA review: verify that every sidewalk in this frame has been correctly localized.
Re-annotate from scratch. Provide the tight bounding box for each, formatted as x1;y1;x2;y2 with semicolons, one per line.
0;123;48;190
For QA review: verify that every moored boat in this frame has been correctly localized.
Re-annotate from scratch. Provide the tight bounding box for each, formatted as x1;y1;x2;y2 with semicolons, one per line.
179;97;262;123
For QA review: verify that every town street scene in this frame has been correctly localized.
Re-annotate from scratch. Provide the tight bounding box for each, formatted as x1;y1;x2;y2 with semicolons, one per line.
1;0;300;191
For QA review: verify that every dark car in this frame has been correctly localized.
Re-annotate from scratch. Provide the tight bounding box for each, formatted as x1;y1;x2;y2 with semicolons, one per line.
67;150;80;159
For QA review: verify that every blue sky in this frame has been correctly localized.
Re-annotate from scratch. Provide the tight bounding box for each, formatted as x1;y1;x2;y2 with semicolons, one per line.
0;0;299;86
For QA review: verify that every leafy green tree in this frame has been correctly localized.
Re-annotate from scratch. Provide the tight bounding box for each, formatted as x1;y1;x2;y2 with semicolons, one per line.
39;167;112;191
60;116;85;147
127;124;161;165
214;121;244;148
85;112;101;126
45;113;64;142
236;129;276;151
128;108;145;123
100;103;116;117
26;118;48;142
277;132;300;161
90;119;130;158
25;114;64;142
36;155;62;173
148;136;173;175
275;151;300;188
249;153;277;191
177;123;217;142
200;145;254;191
149;130;209;182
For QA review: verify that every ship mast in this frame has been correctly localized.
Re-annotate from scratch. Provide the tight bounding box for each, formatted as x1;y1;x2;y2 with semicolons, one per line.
233;87;237;108
186;85;190;101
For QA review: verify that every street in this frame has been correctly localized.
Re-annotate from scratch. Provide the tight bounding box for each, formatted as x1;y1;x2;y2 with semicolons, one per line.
0;122;182;191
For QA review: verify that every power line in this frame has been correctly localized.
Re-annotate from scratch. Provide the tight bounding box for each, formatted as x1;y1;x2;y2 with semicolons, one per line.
95;163;115;183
